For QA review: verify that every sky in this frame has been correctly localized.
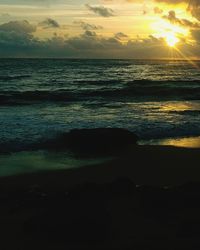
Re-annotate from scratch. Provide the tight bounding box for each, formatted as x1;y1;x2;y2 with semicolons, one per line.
0;0;200;58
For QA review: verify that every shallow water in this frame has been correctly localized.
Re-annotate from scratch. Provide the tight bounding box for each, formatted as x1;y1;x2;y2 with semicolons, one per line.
0;150;109;176
1;136;200;177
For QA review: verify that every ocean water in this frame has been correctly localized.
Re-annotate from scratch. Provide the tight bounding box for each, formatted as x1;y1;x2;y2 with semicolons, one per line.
1;58;200;152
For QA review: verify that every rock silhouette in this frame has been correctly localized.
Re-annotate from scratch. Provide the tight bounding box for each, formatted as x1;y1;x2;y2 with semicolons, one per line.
44;128;138;155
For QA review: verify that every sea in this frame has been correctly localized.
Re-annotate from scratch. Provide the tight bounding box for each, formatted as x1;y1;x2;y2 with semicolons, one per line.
1;58;200;175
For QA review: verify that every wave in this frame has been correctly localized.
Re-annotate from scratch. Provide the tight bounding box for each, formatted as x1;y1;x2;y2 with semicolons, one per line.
85;79;200;101
169;110;200;116
1;80;200;105
73;79;122;85
0;75;31;81
126;79;200;86
0;90;77;105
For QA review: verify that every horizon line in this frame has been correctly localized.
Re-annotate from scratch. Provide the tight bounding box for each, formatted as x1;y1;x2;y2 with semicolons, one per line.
0;57;200;61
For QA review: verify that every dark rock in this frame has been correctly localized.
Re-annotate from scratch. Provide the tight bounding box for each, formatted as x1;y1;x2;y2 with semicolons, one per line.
50;128;138;155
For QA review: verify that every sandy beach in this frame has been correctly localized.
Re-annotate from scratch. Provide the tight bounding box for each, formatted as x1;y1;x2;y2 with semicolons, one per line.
1;144;200;249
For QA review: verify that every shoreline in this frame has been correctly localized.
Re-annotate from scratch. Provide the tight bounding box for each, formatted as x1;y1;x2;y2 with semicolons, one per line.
1;134;200;178
1;144;200;191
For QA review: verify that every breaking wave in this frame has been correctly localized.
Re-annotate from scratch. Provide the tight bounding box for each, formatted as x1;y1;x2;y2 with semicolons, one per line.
1;80;200;105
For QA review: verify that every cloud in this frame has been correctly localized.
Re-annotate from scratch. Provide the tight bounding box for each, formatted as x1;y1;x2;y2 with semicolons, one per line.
163;10;200;28
0;0;77;6
0;20;36;33
1;13;11;18
114;32;128;40
188;0;200;21
0;30;36;46
153;0;185;4
161;9;200;45
102;0;146;3
0;20;39;57
0;13;12;22
154;6;163;14
83;30;98;37
85;4;114;17
154;0;200;21
74;21;103;31
0;19;199;59
0;26;168;58
38;18;60;29
190;29;200;43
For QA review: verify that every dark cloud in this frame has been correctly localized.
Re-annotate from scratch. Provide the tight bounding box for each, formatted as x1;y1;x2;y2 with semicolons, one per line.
83;30;98;37
114;32;128;40
0;20;38;57
0;31;36;47
74;21;103;31
161;8;200;45
38;18;60;29
67;31;104;50
188;0;200;21
163;10;200;28
0;20;36;33
154;0;200;21
0;19;199;59
67;30;122;50
0;27;167;58
85;4;114;17
190;29;200;42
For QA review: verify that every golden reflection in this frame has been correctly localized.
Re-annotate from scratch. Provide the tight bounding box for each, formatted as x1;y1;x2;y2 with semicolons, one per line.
160;103;192;112
157;137;200;148
140;137;200;148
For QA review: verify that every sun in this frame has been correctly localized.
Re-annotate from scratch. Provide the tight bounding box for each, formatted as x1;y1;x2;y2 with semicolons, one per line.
164;32;179;47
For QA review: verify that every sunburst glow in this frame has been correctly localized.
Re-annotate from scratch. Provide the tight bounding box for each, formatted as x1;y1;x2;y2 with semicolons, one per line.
151;19;188;48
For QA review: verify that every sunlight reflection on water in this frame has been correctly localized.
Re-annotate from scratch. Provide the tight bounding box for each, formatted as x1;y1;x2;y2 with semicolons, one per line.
140;136;200;148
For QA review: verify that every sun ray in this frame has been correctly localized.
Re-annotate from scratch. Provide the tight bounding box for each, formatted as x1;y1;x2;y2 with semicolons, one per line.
173;46;200;70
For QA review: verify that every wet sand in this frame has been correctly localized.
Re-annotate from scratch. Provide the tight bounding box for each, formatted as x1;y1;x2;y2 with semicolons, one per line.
1;145;200;189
